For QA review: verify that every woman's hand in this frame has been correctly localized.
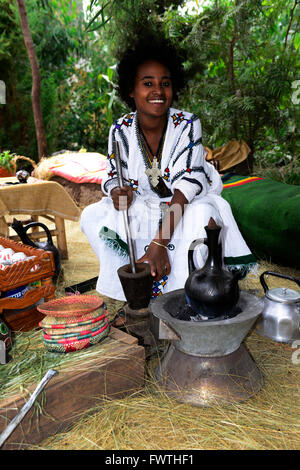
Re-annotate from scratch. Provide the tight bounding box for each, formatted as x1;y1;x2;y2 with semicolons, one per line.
137;241;171;281
136;190;188;281
111;185;133;211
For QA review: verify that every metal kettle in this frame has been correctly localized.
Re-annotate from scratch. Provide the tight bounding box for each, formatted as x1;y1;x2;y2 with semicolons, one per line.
256;271;300;343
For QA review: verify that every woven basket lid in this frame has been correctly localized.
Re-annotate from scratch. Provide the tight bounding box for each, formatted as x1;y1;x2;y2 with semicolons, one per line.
37;295;104;317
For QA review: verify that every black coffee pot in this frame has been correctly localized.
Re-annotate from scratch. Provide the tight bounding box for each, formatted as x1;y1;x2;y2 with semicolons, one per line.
184;218;240;319
11;218;61;276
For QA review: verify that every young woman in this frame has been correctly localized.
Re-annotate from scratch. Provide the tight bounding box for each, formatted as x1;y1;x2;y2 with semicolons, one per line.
80;38;256;304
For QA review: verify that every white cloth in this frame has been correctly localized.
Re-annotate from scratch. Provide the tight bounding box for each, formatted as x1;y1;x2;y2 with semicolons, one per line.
81;108;256;301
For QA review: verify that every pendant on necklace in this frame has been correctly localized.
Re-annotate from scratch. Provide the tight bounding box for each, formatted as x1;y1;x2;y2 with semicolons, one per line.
145;156;162;187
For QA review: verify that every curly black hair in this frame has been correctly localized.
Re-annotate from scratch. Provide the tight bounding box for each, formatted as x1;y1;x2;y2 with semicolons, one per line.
117;36;186;110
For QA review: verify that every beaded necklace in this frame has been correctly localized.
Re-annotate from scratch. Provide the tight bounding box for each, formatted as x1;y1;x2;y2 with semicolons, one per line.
138;120;167;187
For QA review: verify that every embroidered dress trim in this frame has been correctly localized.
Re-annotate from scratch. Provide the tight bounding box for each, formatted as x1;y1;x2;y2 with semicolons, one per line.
112;114;132;161
224;254;258;279
114;113;134;130
104;116;132;193
103;177;119;195
129;178;139;192
181;177;203;196
99;226;129;258
171;166;211;185
171;111;196;128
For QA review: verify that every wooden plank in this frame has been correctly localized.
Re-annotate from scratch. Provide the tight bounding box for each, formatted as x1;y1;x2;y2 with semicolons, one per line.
3;304;44;332
109;326;139;345
0;335;145;450
54;216;68;260
10;230;58;241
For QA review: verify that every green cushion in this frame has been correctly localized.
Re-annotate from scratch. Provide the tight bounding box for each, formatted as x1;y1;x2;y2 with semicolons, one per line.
221;174;300;268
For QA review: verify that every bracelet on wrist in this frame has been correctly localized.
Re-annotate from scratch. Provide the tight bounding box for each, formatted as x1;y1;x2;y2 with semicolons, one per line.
151;240;168;250
144;242;175;253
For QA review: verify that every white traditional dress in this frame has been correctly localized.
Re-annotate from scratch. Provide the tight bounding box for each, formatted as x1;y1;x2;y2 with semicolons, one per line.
81;108;256;301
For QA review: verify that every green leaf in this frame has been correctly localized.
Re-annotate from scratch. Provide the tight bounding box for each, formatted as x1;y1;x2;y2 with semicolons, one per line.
294;32;300;50
107;66;114;80
85;1;111;31
100;74;112;84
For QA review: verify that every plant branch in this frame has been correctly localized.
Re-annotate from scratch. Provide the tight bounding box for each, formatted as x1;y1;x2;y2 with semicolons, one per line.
284;0;299;49
228;36;237;94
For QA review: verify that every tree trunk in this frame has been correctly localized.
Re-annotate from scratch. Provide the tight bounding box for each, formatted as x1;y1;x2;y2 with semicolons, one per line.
16;0;48;160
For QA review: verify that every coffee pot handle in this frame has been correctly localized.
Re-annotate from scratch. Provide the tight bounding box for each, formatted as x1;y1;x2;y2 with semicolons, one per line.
188;238;206;274
260;271;300;293
23;222;53;246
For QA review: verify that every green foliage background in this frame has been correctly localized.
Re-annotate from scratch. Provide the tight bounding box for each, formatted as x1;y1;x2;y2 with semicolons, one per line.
0;0;299;183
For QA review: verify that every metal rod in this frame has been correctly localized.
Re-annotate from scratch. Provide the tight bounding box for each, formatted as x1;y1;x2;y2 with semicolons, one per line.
113;141;136;273
0;369;58;449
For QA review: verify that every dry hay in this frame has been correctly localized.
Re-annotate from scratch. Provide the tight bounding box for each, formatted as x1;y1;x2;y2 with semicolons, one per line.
3;218;300;450
33;219;300;450
31;331;299;451
0;329;115;404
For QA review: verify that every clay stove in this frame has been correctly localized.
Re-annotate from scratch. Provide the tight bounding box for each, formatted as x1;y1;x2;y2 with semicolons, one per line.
149;289;264;407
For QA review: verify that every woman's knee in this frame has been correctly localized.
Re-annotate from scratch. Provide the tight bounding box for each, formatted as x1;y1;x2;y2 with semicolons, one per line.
80;202;101;232
184;200;221;228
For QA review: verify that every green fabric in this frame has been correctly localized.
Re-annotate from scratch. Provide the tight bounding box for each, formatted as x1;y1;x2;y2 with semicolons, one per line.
222;175;300;268
224;254;257;266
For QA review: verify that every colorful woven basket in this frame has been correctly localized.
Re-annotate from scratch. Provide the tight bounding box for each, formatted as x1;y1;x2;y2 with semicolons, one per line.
41;318;106;336
43;323;108;344
43;331;108;353
43;322;108;341
39;310;105;328
38;295;110;353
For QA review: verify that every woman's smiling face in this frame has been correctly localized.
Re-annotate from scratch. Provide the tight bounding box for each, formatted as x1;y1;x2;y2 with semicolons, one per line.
130;60;173;120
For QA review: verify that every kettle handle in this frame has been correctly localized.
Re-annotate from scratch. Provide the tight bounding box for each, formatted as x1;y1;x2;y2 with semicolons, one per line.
22;222;53;246
188;238;206;274
260;271;300;293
